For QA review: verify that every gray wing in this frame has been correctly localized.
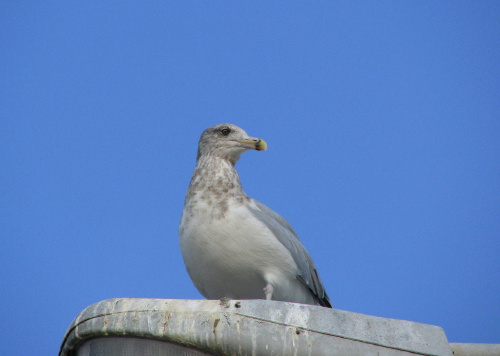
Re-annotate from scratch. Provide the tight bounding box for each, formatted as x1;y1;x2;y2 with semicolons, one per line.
248;199;332;307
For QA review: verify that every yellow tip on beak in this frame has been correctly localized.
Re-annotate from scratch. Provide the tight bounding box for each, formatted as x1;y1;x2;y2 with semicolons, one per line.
255;138;267;151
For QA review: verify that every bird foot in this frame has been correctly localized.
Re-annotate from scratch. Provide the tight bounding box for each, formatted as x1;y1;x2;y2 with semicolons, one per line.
219;297;232;308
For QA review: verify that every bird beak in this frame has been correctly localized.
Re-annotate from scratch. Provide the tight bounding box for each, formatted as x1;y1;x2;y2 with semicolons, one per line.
237;138;267;151
255;138;267;151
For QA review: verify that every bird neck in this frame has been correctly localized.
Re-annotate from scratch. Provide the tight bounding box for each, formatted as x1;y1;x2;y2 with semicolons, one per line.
188;156;245;200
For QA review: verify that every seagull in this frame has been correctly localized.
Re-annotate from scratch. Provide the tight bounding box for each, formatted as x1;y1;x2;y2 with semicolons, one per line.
179;124;332;307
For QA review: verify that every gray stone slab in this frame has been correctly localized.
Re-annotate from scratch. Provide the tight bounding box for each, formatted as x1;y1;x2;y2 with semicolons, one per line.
450;343;500;356
60;298;454;356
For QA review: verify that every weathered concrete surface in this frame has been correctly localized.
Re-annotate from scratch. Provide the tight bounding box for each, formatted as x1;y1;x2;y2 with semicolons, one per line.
77;337;211;356
450;343;500;356
60;298;455;356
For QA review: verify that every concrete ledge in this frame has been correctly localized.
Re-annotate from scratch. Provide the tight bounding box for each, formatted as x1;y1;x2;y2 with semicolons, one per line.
60;298;455;355
450;343;500;356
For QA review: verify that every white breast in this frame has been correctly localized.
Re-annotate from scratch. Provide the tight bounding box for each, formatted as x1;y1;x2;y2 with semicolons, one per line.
179;198;304;301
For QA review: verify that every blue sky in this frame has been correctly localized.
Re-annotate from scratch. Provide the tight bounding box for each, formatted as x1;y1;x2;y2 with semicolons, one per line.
1;2;499;354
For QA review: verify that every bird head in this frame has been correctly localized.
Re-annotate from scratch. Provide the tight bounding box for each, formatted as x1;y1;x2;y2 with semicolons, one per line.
197;124;267;164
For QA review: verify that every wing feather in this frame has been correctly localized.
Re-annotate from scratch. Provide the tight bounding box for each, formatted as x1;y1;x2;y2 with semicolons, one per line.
248;199;332;307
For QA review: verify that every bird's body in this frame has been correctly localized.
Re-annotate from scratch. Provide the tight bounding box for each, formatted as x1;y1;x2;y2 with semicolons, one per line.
179;124;331;307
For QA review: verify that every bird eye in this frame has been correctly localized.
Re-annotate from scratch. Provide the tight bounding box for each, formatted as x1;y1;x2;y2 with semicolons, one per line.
220;128;231;136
